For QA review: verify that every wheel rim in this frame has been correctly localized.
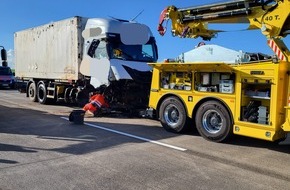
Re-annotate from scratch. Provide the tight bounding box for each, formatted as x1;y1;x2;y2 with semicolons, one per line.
29;85;35;98
164;105;180;128
202;110;223;134
38;86;45;101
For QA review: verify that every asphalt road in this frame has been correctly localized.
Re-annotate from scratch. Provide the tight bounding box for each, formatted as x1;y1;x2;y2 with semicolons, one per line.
0;89;290;190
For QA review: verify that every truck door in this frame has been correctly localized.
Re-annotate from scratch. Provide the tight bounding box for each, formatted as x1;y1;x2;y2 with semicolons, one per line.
80;39;110;88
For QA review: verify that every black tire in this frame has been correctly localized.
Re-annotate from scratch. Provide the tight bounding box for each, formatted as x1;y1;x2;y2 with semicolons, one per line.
69;88;78;104
28;82;38;102
159;97;189;133
195;100;233;142
76;89;90;107
37;83;47;104
64;87;72;103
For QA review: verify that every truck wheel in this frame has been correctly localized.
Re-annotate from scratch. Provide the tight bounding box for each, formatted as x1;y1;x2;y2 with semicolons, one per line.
28;82;38;102
159;97;188;133
195;100;232;142
69;88;78;104
64;87;72;103
37;83;47;104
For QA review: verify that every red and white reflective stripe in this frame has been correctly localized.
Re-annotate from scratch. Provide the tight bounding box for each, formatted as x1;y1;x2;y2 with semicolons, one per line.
268;39;286;61
91;100;102;108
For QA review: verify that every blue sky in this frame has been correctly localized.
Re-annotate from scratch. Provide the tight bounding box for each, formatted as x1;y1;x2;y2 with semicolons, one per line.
1;0;289;67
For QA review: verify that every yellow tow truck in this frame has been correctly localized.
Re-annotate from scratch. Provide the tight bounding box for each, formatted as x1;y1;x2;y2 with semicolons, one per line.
148;0;290;142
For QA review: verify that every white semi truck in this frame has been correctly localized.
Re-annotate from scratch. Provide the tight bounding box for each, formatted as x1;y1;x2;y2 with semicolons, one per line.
15;16;158;114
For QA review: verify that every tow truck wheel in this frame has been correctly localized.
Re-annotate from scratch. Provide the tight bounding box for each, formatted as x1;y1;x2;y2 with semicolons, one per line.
37;83;47;104
28;81;38;102
195;100;232;142
159;97;188;133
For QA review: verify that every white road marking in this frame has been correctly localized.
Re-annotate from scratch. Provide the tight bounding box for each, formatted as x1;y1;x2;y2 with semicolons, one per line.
61;117;187;152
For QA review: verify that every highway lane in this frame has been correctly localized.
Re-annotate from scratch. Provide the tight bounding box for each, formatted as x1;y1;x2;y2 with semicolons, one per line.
0;89;290;190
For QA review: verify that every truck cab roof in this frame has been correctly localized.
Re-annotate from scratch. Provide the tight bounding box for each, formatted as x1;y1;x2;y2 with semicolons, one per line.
84;17;153;45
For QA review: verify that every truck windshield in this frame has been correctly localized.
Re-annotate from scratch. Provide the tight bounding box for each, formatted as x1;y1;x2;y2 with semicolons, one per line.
0;67;12;75
88;39;109;59
108;37;158;62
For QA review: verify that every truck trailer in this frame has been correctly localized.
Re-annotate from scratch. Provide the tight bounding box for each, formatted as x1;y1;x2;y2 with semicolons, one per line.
15;16;158;114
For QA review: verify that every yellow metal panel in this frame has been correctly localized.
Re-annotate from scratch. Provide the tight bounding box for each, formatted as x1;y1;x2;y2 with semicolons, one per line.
148;62;235;72
234;122;286;141
282;108;290;131
148;68;161;109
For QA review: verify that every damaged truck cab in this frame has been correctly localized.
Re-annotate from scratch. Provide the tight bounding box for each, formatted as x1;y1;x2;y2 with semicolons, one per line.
15;17;158;113
80;18;158;112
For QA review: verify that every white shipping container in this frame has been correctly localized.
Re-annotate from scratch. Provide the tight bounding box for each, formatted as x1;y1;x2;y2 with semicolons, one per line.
15;16;88;81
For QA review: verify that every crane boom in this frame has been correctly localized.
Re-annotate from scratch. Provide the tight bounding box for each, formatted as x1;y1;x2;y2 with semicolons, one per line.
158;0;290;40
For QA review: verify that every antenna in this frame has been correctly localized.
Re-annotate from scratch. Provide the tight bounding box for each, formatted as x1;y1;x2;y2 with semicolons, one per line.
108;16;129;22
131;10;144;21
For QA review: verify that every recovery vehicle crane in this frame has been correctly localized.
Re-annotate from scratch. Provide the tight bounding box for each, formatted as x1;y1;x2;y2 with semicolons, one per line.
148;0;290;142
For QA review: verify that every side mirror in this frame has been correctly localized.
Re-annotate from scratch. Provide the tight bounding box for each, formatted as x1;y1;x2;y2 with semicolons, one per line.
1;48;7;67
1;48;7;60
